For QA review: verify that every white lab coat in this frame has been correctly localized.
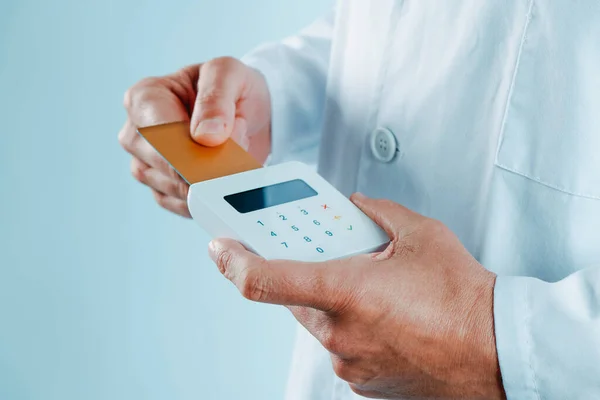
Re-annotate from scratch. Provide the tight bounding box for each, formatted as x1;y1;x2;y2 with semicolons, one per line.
242;1;600;399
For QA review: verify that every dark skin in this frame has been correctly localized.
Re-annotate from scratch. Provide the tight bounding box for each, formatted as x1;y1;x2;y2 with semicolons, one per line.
120;57;506;399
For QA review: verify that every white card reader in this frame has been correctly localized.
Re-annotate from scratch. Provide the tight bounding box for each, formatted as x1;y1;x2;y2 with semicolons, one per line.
188;161;390;262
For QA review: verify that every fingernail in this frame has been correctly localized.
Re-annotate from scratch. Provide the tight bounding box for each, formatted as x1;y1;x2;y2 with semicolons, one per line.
352;192;366;202
240;134;250;151
208;240;217;261
196;118;224;136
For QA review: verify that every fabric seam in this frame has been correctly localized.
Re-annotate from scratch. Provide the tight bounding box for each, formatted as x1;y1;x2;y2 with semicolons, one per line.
495;162;600;200
494;0;535;164
524;280;542;400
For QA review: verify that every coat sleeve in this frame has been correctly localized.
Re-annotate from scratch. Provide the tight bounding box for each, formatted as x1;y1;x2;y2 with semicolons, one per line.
241;7;335;166
494;268;600;399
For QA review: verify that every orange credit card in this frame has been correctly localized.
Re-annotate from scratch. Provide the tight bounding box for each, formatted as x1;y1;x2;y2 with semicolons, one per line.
137;121;262;184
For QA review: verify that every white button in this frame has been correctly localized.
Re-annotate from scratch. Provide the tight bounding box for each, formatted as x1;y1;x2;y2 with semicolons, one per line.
370;127;397;163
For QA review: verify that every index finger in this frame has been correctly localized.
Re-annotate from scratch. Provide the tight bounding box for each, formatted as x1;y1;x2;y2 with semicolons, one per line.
123;65;201;128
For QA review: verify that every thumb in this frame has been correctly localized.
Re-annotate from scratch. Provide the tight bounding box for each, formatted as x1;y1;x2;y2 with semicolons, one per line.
208;238;350;311
190;57;249;147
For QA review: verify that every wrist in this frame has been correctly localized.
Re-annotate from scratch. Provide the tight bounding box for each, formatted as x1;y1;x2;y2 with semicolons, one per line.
464;271;506;399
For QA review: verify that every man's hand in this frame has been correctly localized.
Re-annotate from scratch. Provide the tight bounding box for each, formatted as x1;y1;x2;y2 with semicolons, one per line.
118;57;271;217
209;193;505;399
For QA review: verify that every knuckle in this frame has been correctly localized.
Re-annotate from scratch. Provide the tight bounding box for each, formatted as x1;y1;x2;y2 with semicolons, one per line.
130;160;145;182
136;76;164;90
164;180;178;197
173;180;189;200
154;193;168;209
333;360;371;388
203;56;240;73
123;77;163;109
196;89;227;108
239;266;269;302
176;181;189;200
179;202;191;218
320;328;343;354
165;164;182;180
122;87;134;110
167;179;188;200
332;358;353;382
215;249;234;276
118;126;136;152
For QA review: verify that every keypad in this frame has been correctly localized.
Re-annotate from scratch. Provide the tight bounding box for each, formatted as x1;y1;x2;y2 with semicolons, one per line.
251;199;355;259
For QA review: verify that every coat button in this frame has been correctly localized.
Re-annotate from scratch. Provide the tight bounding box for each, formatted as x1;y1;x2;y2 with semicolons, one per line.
370;127;397;163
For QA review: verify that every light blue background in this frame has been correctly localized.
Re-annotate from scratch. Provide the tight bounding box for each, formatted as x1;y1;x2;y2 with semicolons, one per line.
0;1;330;399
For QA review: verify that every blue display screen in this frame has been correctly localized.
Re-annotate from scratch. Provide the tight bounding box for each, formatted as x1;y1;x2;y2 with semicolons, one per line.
224;179;318;214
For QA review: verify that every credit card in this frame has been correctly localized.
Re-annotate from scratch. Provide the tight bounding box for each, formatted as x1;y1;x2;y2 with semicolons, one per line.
137;121;262;184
